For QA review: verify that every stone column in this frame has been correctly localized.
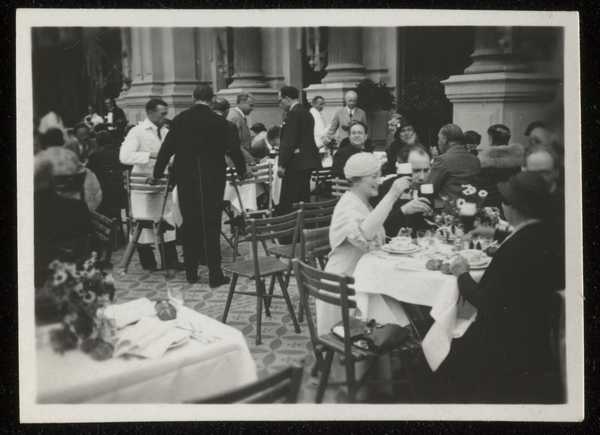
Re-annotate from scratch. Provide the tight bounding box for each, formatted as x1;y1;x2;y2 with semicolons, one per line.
120;28;132;91
195;28;214;88
262;28;285;89
442;27;560;146
321;27;366;84
217;27;280;128
159;28;198;116
305;27;368;136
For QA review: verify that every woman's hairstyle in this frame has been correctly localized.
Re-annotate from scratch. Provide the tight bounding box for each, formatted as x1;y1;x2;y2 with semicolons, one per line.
464;130;482;146
487;124;511;146
250;123;267;134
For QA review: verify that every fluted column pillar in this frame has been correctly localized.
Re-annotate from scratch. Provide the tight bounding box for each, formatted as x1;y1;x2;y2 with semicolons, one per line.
217;27;280;128
442;26;560;146
228;27;268;89
120;28;132;91
321;27;366;84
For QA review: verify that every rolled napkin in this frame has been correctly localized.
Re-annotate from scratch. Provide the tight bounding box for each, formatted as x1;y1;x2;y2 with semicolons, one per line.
102;298;157;330
114;317;190;359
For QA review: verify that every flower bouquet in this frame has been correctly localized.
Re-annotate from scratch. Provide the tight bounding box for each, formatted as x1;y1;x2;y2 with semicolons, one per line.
35;252;116;360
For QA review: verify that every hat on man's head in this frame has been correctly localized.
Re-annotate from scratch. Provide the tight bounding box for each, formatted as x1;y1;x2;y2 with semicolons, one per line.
344;152;381;179
498;171;554;219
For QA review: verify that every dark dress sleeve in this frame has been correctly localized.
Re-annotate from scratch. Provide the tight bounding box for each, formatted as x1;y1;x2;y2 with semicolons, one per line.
153;126;176;179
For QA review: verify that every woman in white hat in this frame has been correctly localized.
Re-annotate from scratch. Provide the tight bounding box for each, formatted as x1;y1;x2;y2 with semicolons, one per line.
318;152;411;335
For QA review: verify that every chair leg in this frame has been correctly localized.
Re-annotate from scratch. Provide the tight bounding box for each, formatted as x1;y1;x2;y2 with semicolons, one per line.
297;298;305;323
265;275;276;312
345;357;357;403
119;222;142;273
255;279;265;346
276;272;301;333
222;273;238;324
232;227;239;262
152;223;163;270
316;350;334;403
262;279;272;318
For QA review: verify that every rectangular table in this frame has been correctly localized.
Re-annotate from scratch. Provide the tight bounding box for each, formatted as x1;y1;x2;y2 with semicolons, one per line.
353;250;483;371
36;304;257;403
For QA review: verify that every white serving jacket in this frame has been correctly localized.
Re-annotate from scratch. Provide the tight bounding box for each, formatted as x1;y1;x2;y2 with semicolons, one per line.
120;118;175;244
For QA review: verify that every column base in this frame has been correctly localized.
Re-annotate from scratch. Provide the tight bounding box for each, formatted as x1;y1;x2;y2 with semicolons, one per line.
442;72;559;146
217;87;282;128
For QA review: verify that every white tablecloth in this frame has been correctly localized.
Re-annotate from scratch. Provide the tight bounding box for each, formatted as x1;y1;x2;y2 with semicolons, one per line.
353;250;484;371
223;158;280;213
36;304;257;403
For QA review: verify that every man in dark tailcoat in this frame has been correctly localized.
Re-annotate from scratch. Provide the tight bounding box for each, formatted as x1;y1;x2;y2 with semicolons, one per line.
153;85;246;286
439;171;565;403
276;86;321;215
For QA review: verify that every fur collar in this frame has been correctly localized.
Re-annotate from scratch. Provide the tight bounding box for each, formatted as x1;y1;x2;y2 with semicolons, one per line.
477;143;525;169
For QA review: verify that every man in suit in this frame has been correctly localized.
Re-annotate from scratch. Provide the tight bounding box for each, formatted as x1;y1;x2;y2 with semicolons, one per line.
104;98;128;139
326;90;368;144
152;85;247;286
441;171;565;403
226;92;255;164
426;124;481;201
376;147;434;237
277;85;321;216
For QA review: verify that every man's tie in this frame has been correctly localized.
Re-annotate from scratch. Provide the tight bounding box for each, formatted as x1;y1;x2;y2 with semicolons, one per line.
349;110;353;122
157;127;162;140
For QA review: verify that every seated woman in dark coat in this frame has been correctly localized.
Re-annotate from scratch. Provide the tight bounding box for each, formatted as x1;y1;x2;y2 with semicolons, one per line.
331;121;373;178
476;124;524;208
382;119;428;175
440;171;565;403
34;160;92;287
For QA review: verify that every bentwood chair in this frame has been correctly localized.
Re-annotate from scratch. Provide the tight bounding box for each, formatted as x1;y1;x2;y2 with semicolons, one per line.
222;210;302;345
119;172;172;273
223;161;275;261
187;364;304;404
293;259;418;403
330;177;351;198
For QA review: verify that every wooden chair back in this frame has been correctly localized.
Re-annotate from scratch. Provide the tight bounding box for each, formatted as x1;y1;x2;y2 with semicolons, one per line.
330;178;351;198
227;161;274;217
311;167;335;198
90;210;117;264
248;210;302;277
188;365;304;403
301;226;330;268
292;259;356;358
293;198;337;229
124;172;170;222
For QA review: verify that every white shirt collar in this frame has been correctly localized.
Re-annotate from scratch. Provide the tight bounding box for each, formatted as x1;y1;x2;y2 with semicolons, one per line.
290;102;299;111
347;106;355;115
141;118;157;130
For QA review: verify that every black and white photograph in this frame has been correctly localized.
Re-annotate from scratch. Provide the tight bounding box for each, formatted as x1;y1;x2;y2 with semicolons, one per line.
17;8;583;422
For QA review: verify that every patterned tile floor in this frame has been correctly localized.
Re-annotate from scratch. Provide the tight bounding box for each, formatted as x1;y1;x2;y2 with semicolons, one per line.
111;238;353;403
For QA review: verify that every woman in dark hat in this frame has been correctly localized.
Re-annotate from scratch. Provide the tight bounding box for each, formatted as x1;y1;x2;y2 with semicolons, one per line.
382;118;428;175
437;171;565;403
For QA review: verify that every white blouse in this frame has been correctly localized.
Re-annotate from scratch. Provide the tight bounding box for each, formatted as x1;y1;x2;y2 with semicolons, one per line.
317;190;386;334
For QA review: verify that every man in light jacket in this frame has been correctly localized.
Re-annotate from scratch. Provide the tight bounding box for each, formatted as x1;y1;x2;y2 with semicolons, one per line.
326;90;368;144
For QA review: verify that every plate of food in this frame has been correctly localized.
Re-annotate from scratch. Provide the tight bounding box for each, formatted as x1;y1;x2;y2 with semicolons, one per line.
457;249;492;269
382;240;421;255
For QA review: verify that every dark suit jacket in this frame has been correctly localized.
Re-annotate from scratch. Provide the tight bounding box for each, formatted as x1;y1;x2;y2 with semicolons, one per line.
451;221;565;402
279;103;321;172
427;144;481;200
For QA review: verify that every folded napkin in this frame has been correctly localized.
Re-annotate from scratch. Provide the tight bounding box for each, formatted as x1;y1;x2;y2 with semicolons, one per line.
114;317;191;359
103;298;157;329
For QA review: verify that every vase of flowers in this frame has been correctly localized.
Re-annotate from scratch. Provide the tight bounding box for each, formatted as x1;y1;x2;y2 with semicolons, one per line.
35;252;116;360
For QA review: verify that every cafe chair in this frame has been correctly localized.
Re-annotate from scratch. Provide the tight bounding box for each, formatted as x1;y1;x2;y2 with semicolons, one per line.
330;177;351;198
90;210;118;267
188;364;304;404
296;226;331;323
118;172;172;273
310;167;335;200
224;161;274;261
293;259;419;403
266;198;337;304
222;210;302;345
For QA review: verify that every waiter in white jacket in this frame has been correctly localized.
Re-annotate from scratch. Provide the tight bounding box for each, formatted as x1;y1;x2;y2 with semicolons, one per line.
119;98;180;271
